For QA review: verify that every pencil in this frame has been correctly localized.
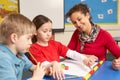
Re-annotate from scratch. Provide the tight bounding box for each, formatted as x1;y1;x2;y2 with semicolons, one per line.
82;58;105;80
28;50;38;64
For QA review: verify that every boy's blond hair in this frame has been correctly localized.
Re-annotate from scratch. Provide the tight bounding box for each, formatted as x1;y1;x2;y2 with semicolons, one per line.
0;13;36;44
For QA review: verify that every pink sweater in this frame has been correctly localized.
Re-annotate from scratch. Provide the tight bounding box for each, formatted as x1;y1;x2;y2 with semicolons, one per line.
68;29;120;60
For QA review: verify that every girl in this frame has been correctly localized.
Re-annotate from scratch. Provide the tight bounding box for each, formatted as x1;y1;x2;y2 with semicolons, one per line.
29;15;98;80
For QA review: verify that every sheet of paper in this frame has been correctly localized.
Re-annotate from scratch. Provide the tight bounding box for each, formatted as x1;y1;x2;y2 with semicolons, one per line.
60;59;98;77
25;60;98;80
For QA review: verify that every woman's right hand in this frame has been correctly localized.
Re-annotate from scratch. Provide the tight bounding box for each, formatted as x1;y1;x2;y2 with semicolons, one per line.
83;55;98;68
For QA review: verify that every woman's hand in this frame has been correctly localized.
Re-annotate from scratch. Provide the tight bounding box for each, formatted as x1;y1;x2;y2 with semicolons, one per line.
83;55;98;68
112;57;120;70
50;61;65;80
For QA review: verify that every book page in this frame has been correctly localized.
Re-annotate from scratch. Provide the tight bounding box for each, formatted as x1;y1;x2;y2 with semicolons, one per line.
60;59;98;77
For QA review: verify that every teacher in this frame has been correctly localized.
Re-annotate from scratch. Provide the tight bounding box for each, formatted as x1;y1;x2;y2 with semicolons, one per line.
66;3;120;70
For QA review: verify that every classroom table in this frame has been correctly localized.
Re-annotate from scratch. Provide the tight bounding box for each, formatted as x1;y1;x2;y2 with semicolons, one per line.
89;61;120;80
23;61;120;80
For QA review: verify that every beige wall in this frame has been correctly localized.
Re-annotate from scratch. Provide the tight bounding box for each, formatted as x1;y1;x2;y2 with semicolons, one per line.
55;30;120;46
55;31;73;46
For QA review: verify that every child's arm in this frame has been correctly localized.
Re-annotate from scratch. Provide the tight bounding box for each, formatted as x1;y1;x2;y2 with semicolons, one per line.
112;57;120;70
42;61;65;80
66;49;98;67
51;61;65;80
29;62;45;80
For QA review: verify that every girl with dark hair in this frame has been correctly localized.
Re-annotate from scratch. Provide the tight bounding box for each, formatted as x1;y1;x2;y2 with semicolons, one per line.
29;15;98;80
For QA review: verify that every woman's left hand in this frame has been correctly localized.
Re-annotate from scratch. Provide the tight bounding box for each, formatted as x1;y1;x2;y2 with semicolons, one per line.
112;57;120;70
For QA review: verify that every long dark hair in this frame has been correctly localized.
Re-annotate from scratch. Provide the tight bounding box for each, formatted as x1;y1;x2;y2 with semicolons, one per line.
32;15;52;43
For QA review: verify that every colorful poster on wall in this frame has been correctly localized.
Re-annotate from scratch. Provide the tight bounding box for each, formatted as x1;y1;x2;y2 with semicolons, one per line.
64;0;118;27
0;0;19;22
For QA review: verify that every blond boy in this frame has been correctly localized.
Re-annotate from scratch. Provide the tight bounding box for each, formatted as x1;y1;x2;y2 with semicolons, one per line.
0;13;45;80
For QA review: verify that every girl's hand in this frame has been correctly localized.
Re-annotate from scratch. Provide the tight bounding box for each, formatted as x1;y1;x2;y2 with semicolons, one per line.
83;55;98;68
112;57;120;70
50;61;65;80
31;62;46;80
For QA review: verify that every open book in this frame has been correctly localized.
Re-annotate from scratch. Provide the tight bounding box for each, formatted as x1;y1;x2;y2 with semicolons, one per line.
60;59;98;78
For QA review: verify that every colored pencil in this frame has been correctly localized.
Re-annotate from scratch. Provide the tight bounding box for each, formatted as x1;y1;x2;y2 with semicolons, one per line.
28;50;38;64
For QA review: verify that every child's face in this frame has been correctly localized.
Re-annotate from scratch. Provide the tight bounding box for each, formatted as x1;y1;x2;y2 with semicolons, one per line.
36;21;52;43
15;33;33;53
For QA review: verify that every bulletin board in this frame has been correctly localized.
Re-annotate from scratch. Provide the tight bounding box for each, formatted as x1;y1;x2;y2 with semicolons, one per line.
64;0;119;27
0;0;19;23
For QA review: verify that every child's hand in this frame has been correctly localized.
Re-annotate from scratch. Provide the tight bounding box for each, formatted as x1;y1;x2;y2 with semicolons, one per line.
83;55;98;68
50;61;65;80
31;62;46;80
112;57;120;70
45;66;52;76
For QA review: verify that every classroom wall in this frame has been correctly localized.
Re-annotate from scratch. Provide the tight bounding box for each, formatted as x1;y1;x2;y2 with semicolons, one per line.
1;1;120;46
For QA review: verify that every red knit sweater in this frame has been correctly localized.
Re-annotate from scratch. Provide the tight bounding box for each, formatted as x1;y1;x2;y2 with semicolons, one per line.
29;40;68;64
68;28;120;60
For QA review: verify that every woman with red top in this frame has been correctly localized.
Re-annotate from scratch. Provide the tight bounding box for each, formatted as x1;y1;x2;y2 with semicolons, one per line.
66;3;120;70
29;15;98;80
